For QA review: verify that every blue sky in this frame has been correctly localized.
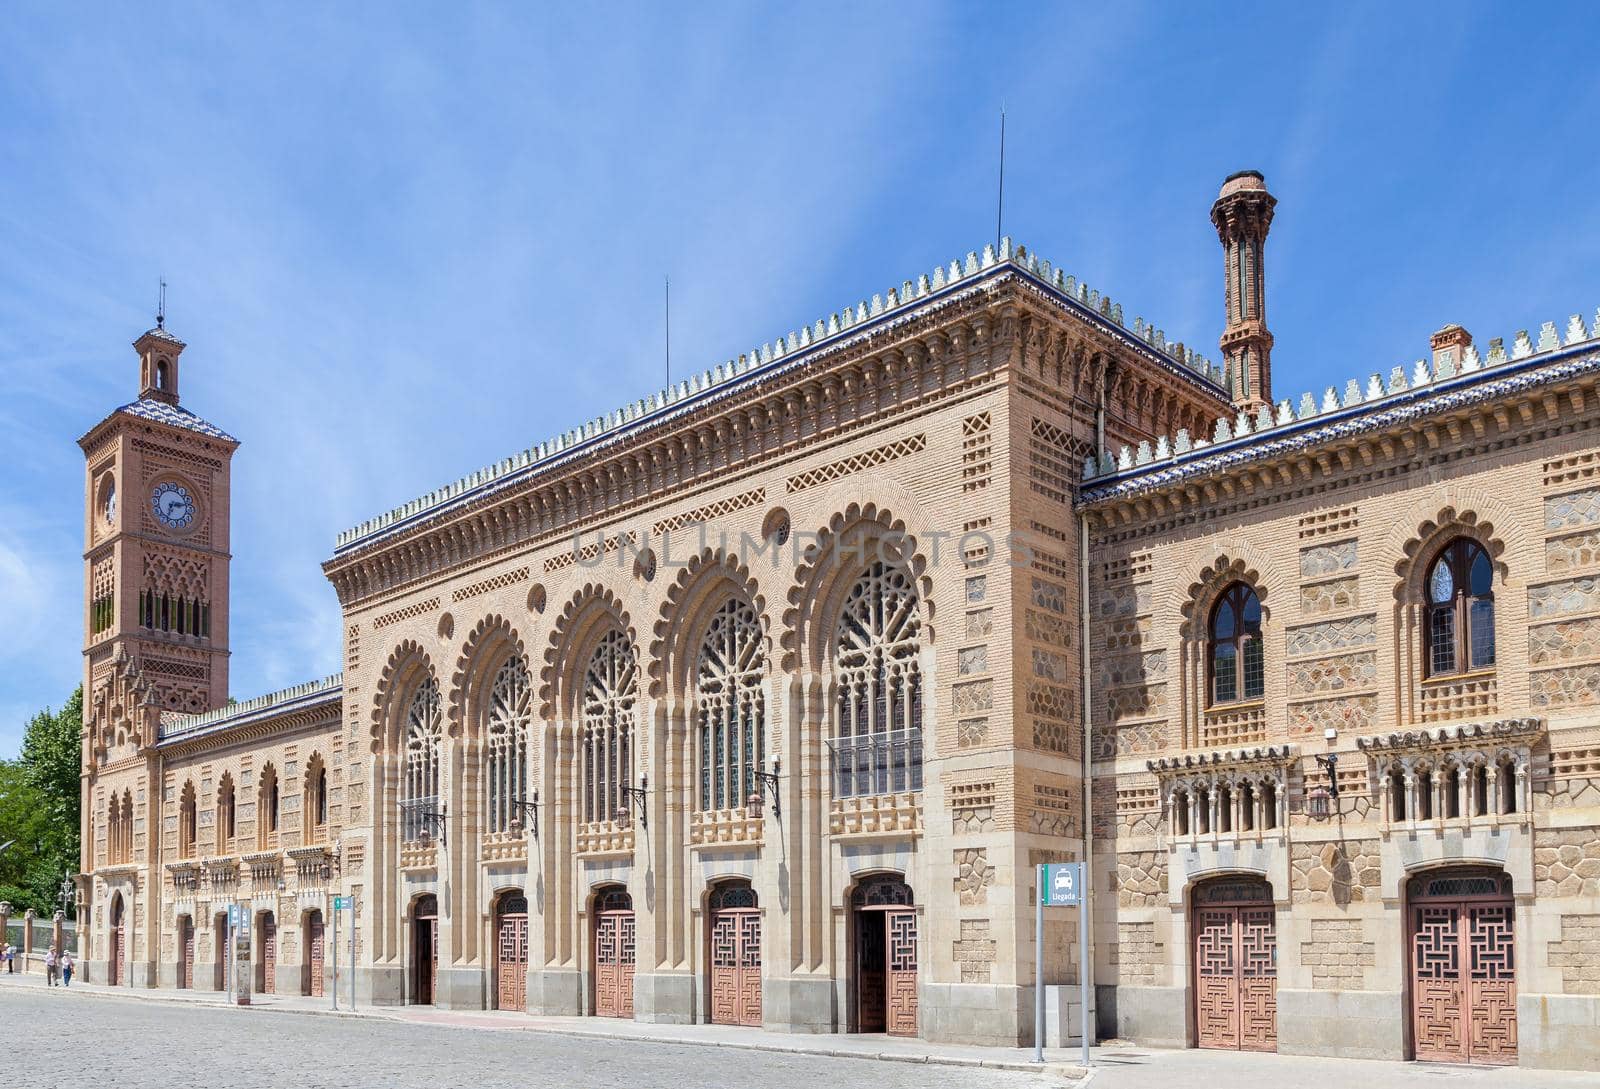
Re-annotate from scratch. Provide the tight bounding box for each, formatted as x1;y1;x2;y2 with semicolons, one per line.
2;4;1597;755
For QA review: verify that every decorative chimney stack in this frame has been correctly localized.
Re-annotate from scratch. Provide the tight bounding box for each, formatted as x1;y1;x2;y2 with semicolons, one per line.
1212;170;1277;414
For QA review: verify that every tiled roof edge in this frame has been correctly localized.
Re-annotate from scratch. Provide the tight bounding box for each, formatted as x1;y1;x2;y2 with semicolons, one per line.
156;673;343;743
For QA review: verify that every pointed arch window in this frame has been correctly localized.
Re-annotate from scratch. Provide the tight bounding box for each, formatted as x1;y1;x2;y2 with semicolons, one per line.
402;678;443;842
258;764;279;848
1426;538;1495;677
1208;582;1264;705
582;631;637;824
696;597;765;812
179;781;197;859
832;561;923;798
216;774;236;852
304;755;328;845
484;656;532;835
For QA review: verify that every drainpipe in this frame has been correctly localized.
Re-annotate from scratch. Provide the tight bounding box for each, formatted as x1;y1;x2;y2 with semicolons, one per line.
1078;507;1096;1048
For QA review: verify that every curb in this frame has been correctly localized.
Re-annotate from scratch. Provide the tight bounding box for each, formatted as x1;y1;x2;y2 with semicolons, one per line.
6;982;1090;1078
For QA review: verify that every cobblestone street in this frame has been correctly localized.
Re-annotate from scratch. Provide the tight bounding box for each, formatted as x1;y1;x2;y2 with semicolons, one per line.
1;988;1048;1089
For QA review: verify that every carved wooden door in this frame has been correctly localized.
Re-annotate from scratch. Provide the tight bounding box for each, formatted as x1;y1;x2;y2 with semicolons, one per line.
710;908;762;1027
497;898;528;1012
308;915;325;997
1193;887;1276;1051
857;912;886;1032
595;910;635;1018
179;918;194;989
1410;871;1516;1065
261;915;277;994
413;900;438;1006
885;909;919;1037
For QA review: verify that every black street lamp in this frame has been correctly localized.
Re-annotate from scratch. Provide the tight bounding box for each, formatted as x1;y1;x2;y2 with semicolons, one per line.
618;775;649;829
510;791;540;840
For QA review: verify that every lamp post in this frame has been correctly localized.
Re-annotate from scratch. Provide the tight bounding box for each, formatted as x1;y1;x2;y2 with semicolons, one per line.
618;775;649;829
750;756;782;819
510;791;540;840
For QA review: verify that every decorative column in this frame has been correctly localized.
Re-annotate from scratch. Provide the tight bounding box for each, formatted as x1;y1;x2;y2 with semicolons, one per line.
52;911;64;956
1211;170;1277;414
22;910;35;972
1487;762;1500;816
1406;771;1419;824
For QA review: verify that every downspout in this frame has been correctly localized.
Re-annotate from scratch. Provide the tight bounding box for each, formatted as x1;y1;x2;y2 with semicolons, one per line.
1078;506;1096;1043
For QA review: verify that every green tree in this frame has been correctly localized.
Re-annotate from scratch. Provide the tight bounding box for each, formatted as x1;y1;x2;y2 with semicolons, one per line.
0;687;82;916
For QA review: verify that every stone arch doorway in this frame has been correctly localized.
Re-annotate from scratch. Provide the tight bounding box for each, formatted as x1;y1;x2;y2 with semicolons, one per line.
108;893;126;987
303;909;325;997
256;910;277;994
1190;875;1277;1052
707;880;760;1027
1407;866;1516;1065
176;914;194;989
592;886;635;1019
411;894;438;1006
494;890;529;1012
850;874;917;1036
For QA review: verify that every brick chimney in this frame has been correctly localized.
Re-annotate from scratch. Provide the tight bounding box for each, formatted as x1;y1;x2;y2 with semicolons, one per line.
1212;171;1277;414
1430;324;1473;377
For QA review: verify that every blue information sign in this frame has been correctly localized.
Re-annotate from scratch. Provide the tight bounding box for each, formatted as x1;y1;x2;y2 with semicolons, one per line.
1040;861;1082;907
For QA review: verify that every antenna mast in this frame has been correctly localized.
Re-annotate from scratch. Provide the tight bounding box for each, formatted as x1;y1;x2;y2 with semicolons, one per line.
996;107;1006;249
157;277;167;329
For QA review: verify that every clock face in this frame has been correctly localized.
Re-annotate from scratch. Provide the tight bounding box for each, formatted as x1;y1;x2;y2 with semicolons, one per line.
151;481;196;530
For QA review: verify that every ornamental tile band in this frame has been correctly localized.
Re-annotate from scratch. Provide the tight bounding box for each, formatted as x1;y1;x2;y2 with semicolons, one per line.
334;240;1226;554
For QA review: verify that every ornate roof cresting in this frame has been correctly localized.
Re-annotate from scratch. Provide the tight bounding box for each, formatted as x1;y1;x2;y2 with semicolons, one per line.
334;239;1227;554
157;673;343;742
1080;311;1600;501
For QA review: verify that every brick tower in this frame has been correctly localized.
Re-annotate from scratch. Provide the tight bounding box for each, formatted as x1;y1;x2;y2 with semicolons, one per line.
1211;170;1277;414
79;317;238;726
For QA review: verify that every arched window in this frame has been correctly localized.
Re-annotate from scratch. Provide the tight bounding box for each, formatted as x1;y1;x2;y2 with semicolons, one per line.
179;781;197;859
582;631;637;824
258;764;279;848
696;598;765;812
1426;538;1495;677
304;755;328;844
216;773;236;852
833;561;923;798
1209;582;1263;705
1171;789;1190;836
483;656;532;835
156;359;169;390
402;678;443;842
1260;780;1278;830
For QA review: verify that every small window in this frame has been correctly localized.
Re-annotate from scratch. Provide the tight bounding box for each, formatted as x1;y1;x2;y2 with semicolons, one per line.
156;359;169;390
1172;790;1189;835
1426;539;1495;677
1209;583;1264;705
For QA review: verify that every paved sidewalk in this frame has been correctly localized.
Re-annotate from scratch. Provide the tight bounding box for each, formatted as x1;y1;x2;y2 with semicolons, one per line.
0;971;1088;1078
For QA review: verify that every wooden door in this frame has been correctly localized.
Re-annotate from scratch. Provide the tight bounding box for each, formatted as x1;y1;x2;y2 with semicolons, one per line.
214;916;227;991
710;908;762;1026
1409;870;1516;1065
1193;883;1276;1052
260;914;277;994
856;912;886;1032
413;897;438;1006
885;908;918;1037
307;913;324;998
109;922;123;987
594;910;636;1018
178;918;193;989
496;896;529;1012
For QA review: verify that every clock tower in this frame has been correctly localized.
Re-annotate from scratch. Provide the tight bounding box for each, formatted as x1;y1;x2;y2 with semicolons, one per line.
79;319;238;741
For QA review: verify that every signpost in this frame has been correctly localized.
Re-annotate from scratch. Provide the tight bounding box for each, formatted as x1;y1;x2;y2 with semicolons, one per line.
1035;862;1089;1067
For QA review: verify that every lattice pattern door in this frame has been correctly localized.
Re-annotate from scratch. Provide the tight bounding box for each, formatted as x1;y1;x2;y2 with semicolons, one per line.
1411;895;1517;1065
885;909;918;1037
179;919;194;989
857;913;886;1032
109;922;123;987
710;909;762;1027
308;916;324;998
595;911;636;1018
261;917;277;994
1237;908;1278;1051
497;907;528;1012
1193;904;1277;1051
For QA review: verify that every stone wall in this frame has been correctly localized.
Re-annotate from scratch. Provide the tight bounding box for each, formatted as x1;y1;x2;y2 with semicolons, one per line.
1299;917;1376;989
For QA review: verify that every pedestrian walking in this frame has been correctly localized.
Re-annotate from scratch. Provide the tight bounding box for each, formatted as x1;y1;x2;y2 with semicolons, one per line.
3;944;12;973
61;953;73;987
45;948;58;986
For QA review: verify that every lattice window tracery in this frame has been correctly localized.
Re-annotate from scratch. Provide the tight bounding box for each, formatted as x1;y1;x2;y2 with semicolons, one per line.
696;598;765;812
582;631;637;824
401;678;442;842
832;561;923;798
484;657;532;834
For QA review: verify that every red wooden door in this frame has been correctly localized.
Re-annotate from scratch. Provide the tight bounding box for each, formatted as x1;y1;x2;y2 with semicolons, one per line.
710;909;762;1026
261;915;277;994
857;912;886;1032
307;914;324;998
413;897;438;1005
1410;870;1516;1065
1193;883;1276;1052
885;909;918;1037
179;918;194;989
497;897;528;1012
595;909;635;1018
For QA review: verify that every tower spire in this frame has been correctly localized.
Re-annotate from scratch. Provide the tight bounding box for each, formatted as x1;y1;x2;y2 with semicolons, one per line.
157;277;166;330
1212;171;1277;413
